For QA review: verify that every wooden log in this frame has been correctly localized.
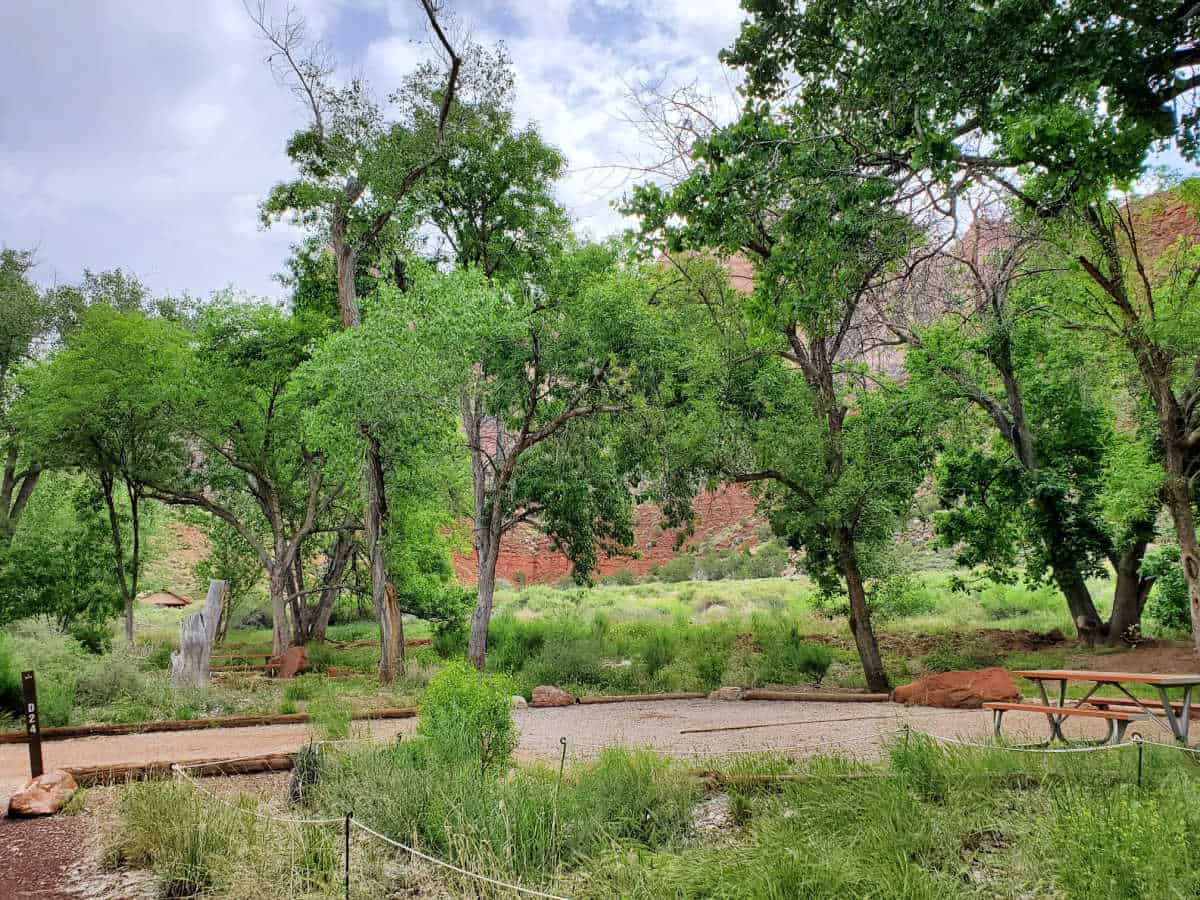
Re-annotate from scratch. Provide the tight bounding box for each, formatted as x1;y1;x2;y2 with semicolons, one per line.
0;707;418;744
210;663;280;673
578;692;708;705
740;690;891;703
68;752;296;786
171;580;226;689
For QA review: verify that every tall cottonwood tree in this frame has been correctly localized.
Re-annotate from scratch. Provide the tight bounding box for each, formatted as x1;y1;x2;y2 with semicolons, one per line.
895;216;1157;643
399;255;673;669
251;0;498;679
630;119;930;693
727;1;1200;208
1049;187;1200;649
0;249;48;544
18;306;188;641
145;302;345;655
297;278;468;680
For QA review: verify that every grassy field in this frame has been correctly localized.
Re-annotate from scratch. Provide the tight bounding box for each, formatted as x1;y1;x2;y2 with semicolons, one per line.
0;566;1185;732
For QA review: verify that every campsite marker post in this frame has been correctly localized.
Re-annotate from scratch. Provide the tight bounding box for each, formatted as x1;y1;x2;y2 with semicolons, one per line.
21;670;43;778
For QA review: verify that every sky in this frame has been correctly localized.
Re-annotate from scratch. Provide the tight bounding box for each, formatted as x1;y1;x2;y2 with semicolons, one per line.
2;2;1194;304
0;0;747;301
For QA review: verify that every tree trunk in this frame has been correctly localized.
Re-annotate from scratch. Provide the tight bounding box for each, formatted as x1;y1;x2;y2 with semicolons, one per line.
1105;530;1153;645
98;471;135;643
363;432;400;682
467;536;499;670
835;528;890;694
267;565;292;657
171;580;226;689
310;528;355;643
331;224;361;329
1165;473;1200;652
379;581;405;683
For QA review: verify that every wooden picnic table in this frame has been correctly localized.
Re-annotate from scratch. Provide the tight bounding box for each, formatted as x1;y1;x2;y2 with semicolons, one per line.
1003;669;1200;745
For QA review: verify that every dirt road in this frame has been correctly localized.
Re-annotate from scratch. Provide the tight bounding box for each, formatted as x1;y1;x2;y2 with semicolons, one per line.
1;699;1091;806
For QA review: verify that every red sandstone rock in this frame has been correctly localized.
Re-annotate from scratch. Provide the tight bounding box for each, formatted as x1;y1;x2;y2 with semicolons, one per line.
269;646;309;680
531;686;576;708
8;770;78;817
892;667;1020;709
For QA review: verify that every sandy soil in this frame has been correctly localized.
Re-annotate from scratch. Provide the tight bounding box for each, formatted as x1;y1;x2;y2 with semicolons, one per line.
1;699;1121;808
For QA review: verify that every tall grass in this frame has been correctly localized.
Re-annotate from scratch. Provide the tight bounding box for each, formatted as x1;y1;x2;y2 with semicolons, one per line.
107;735;1200;898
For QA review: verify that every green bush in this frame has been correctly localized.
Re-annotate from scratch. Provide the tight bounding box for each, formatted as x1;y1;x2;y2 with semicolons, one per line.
0;636;22;717
74;652;148;707
1143;545;1190;632
868;575;937;621
641;630;676;679
923;636;1000;673
604;567;637;586
757;625;834;686
526;638;607;688
419;660;516;768
141;642;173;672
646;556;697;583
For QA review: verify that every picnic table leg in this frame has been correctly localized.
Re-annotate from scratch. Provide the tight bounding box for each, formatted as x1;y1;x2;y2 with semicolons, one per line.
1035;679;1067;742
1156;686;1188;743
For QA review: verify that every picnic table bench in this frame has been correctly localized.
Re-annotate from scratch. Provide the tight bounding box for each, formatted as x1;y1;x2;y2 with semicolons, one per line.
984;670;1200;746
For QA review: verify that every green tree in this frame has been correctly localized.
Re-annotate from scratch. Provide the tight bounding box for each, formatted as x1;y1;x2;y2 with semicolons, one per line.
0;474;124;635
629;115;930;692
17;305;188;641
898;217;1157;643
297;279;467;680
1044;185;1200;649
398;254;672;669
0;248;52;543
251;1;496;672
143;301;346;655
725;1;1200;205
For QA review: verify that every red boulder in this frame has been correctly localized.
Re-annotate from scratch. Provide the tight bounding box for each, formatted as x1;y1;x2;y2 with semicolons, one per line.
269;646;309;680
892;667;1020;709
8;770;78;817
531;686;576;708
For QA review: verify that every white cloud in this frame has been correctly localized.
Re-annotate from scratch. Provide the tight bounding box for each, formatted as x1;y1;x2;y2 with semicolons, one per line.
0;0;746;299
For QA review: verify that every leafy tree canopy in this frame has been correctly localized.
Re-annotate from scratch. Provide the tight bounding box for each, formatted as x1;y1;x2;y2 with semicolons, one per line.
725;1;1200;202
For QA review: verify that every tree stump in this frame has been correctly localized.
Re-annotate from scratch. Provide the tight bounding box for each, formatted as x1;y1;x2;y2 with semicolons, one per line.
171;580;226;689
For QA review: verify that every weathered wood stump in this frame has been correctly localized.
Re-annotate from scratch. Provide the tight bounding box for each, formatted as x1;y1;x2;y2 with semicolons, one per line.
171;579;226;689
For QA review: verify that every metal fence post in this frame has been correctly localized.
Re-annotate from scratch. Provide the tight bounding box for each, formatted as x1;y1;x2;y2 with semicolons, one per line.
1134;736;1144;789
21;671;43;778
344;811;352;900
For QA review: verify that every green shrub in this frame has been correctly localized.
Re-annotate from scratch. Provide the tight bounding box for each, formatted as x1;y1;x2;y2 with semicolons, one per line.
419;660;516;768
68;619;113;654
757;625;834;686
141;642;173;672
922;636;1000;673
641;630;676;679
647;556;697;583
604;567;637;586
868;575;937;621
0;636;22;717
1143;545;1190;632
74;652;147;707
432;617;467;657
